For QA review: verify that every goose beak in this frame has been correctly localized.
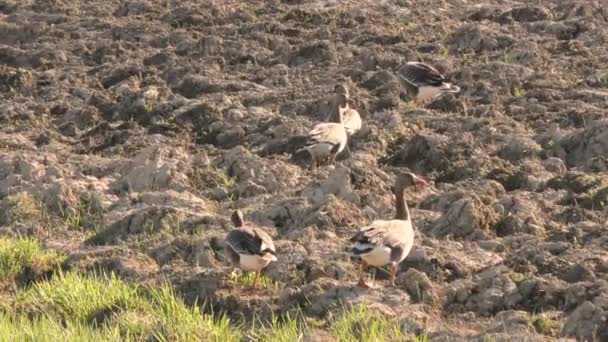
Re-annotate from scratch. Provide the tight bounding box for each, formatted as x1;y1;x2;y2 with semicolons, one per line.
413;175;428;187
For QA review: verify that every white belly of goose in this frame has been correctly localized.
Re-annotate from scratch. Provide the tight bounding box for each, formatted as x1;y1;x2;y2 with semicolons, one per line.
360;245;392;267
305;142;341;158
417;86;442;102
239;254;270;272
239;254;274;272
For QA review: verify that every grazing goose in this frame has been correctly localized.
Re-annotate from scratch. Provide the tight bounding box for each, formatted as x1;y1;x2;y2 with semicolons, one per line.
299;111;348;168
225;210;277;287
398;61;460;102
333;93;362;136
350;172;427;288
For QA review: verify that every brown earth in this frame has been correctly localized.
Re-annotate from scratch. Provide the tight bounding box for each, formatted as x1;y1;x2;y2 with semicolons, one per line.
1;0;608;340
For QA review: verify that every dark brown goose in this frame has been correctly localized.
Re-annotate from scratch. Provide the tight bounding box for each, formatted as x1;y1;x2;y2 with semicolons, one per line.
350;172;427;288
225;210;277;287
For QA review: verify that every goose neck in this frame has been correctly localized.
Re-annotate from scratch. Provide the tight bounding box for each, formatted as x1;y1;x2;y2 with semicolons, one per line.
394;187;410;221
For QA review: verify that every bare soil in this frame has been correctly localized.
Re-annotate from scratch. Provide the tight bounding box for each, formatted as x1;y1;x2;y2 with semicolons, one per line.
1;0;608;340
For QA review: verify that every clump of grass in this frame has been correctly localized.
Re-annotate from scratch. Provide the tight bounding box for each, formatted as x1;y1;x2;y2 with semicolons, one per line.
0;312;122;341
246;312;307;342
1;192;41;225
13;271;240;341
512;86;526;97
329;305;408;341
530;313;560;335
229;271;278;291
216;170;236;189
0;237;64;279
18;270;140;323
146;283;240;342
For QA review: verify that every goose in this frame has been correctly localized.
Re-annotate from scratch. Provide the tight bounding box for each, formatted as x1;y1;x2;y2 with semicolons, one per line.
333;93;362;136
398;61;460;102
350;172;427;288
333;83;349;97
225;210;277;287
299;112;348;168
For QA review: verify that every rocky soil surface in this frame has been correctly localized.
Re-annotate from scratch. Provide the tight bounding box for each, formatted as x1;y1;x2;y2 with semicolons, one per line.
1;0;608;340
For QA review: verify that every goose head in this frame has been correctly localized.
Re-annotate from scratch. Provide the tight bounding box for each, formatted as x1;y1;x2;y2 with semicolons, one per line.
231;210;245;228
334;83;349;97
393;172;427;193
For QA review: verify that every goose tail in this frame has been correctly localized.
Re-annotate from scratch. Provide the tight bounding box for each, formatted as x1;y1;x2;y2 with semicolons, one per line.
441;83;460;93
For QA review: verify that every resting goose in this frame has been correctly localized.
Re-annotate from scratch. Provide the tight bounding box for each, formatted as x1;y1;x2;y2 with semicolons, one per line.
398;61;460;102
225;210;277;287
333;93;362;136
350;172;427;288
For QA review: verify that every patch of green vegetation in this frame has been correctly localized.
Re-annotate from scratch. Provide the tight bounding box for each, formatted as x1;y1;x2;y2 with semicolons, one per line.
145;283;238;342
0;312;122;341
328;305;408;341
246;312;306;342
216;170;236;189
530;313;560;335
229;271;278;291
512;86;526;97
12;271;240;341
547;171;604;193
0;237;64;279
509;272;527;284
1;192;41;225
591;186;608;210
18;270;140;323
58;193;105;231
547;172;608;209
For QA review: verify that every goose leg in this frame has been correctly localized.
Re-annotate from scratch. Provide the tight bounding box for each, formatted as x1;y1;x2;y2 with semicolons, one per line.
330;153;336;165
251;271;260;288
357;260;370;288
390;263;398;287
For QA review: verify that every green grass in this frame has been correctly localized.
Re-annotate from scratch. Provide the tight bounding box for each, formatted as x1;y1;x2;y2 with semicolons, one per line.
0;312;122;342
329;305;408;341
229;271;278;291
1;192;41;225
146;283;239;342
246;312;307;342
216;170;236;189
0;237;64;279
3;270;421;341
530;313;560;336
12;271;240;341
512;86;526;97
18;270;140;323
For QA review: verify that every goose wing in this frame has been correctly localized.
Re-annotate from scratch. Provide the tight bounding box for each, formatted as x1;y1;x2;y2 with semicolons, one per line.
350;220;411;253
226;227;276;256
305;123;346;148
398;62;446;87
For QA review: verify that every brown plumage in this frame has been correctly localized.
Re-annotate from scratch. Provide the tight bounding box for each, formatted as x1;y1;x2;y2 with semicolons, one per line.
350;172;427;288
398;62;460;102
225;210;277;287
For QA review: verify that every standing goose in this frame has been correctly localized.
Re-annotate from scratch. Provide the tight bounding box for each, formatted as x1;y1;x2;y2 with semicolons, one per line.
225;210;277;288
350;172;427;288
299;111;348;168
398;61;460;102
